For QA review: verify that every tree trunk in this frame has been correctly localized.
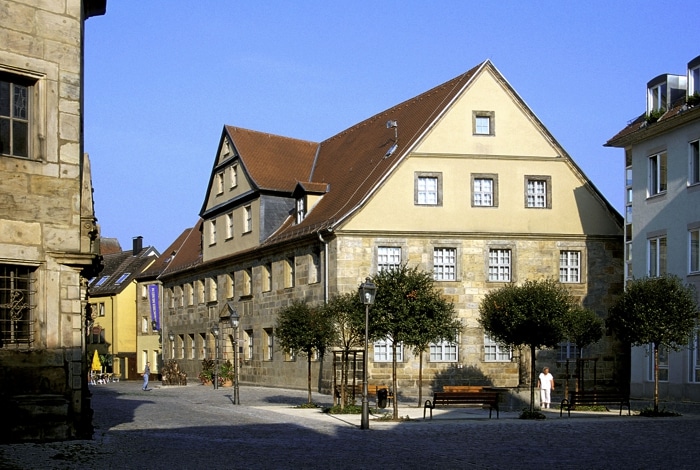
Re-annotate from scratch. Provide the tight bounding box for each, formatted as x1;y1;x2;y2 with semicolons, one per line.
653;343;659;413
417;350;423;407
392;342;398;419
307;355;313;404
530;344;536;412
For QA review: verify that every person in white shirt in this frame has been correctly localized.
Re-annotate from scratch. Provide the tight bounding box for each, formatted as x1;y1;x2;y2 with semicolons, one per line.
537;367;554;409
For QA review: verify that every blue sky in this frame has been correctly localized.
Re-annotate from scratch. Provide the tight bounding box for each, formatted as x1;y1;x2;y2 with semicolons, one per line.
84;1;700;252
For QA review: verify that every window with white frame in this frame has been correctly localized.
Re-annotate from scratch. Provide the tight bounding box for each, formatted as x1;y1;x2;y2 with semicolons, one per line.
373;338;403;362
488;248;511;282
690;140;700;186
433;247;456;281
0;73;32;159
208;220;217;245
525;176;550;208
225;212;234;239
216;172;224;194
244;205;252;233
690;229;700;274
229;164;238;189
430;339;458;362
472;175;496;207
377;246;401;272
484;335;511;362
648;236;667;277
559;251;581;283
264;328;273;361
295;197;305;224
689;328;700;383
557;341;580;362
648;81;667;112
415;172;442;206
647;344;668;382
648;152;667;196
473;111;495;136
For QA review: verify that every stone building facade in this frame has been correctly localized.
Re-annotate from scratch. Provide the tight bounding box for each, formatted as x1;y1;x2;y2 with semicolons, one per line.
0;0;106;441
157;60;625;399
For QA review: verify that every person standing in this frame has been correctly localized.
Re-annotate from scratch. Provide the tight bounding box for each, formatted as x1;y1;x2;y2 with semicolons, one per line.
142;361;151;391
537;366;554;409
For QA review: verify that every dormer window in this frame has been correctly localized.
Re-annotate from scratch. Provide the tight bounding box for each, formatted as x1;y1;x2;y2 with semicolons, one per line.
295;197;306;224
647;73;687;115
648;81;667;112
688;55;700;100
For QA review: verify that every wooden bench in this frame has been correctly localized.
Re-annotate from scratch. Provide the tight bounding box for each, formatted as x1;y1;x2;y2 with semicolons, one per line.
442;385;484;393
560;390;631;417
424;391;500;419
335;384;393;406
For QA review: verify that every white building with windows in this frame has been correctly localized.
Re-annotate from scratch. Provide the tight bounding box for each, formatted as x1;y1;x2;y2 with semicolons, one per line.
158;60;624;396
606;54;700;401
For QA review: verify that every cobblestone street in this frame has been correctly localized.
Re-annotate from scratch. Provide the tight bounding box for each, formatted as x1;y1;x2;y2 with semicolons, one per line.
1;382;699;469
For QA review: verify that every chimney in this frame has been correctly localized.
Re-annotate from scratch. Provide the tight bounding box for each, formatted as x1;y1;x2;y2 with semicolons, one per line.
132;236;143;255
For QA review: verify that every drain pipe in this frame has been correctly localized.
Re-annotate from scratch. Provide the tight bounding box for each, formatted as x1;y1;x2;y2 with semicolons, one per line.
317;229;331;304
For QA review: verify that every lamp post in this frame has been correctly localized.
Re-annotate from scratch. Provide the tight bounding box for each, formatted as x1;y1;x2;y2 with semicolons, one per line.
228;304;241;405
211;324;220;389
358;277;377;430
167;331;174;361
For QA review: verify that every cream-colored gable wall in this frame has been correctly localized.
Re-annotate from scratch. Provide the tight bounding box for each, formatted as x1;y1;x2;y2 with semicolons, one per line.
415;67;558;158
204;198;261;261
343;69;620;236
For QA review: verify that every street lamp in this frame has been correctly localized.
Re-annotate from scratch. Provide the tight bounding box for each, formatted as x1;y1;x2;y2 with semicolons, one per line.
211;324;220;390
167;331;174;361
358;277;377;430
228;302;241;405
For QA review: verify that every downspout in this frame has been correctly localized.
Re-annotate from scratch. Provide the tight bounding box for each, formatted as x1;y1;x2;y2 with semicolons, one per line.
317;230;330;304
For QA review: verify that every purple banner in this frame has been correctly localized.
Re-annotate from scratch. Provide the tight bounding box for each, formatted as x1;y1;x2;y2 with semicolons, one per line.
148;284;160;330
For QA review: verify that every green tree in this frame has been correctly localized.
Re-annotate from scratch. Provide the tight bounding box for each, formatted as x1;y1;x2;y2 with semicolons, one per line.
607;275;699;412
321;292;365;409
563;306;604;391
276;300;336;404
479;279;575;411
371;264;459;418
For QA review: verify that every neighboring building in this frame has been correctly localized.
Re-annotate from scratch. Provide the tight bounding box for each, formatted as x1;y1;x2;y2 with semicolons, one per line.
160;60;625;397
606;54;700;402
87;237;159;381
0;0;106;442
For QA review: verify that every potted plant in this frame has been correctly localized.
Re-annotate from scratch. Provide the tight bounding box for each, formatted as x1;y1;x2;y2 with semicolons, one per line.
688;93;700;107
198;358;215;384
219;360;234;387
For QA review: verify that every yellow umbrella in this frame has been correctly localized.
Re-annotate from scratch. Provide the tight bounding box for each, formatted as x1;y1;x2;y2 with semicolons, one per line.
91;349;102;371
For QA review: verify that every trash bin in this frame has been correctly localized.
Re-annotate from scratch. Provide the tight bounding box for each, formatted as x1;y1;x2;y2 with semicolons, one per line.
377;387;388;409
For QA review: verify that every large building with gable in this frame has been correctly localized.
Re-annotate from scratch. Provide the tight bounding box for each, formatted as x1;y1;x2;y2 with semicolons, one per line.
158;60;625;398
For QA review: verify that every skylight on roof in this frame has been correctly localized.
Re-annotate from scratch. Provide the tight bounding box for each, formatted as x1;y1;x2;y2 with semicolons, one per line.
115;273;131;285
94;275;110;287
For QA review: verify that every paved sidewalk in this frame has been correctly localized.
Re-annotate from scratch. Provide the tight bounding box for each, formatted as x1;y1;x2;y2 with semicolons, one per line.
1;381;700;469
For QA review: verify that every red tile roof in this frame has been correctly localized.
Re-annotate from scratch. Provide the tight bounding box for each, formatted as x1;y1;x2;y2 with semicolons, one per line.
158;219;203;277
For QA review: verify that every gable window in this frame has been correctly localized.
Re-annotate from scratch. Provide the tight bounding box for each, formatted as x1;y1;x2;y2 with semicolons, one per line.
472;174;497;207
433;247;456;281
525;176;551;208
690;141;700;186
295;197;306;224
0;74;31;159
243;205;252;233
559;251;581;283
373;338;403;362
377;246;401;272
488;248;511;282
229;164;238;189
472;111;495;136
648;152;667;196
691;228;700;274
208;220;217;245
484;335;511;362
216;172;224;195
648;235;667;277
430;339;458;362
225;212;234;239
1;264;36;346
414;172;442;206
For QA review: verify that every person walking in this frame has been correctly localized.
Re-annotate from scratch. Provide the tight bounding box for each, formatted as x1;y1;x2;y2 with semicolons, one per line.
537;366;554;409
142;361;151;391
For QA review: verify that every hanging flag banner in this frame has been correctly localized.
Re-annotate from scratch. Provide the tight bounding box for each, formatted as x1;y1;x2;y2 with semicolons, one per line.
148;284;160;330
